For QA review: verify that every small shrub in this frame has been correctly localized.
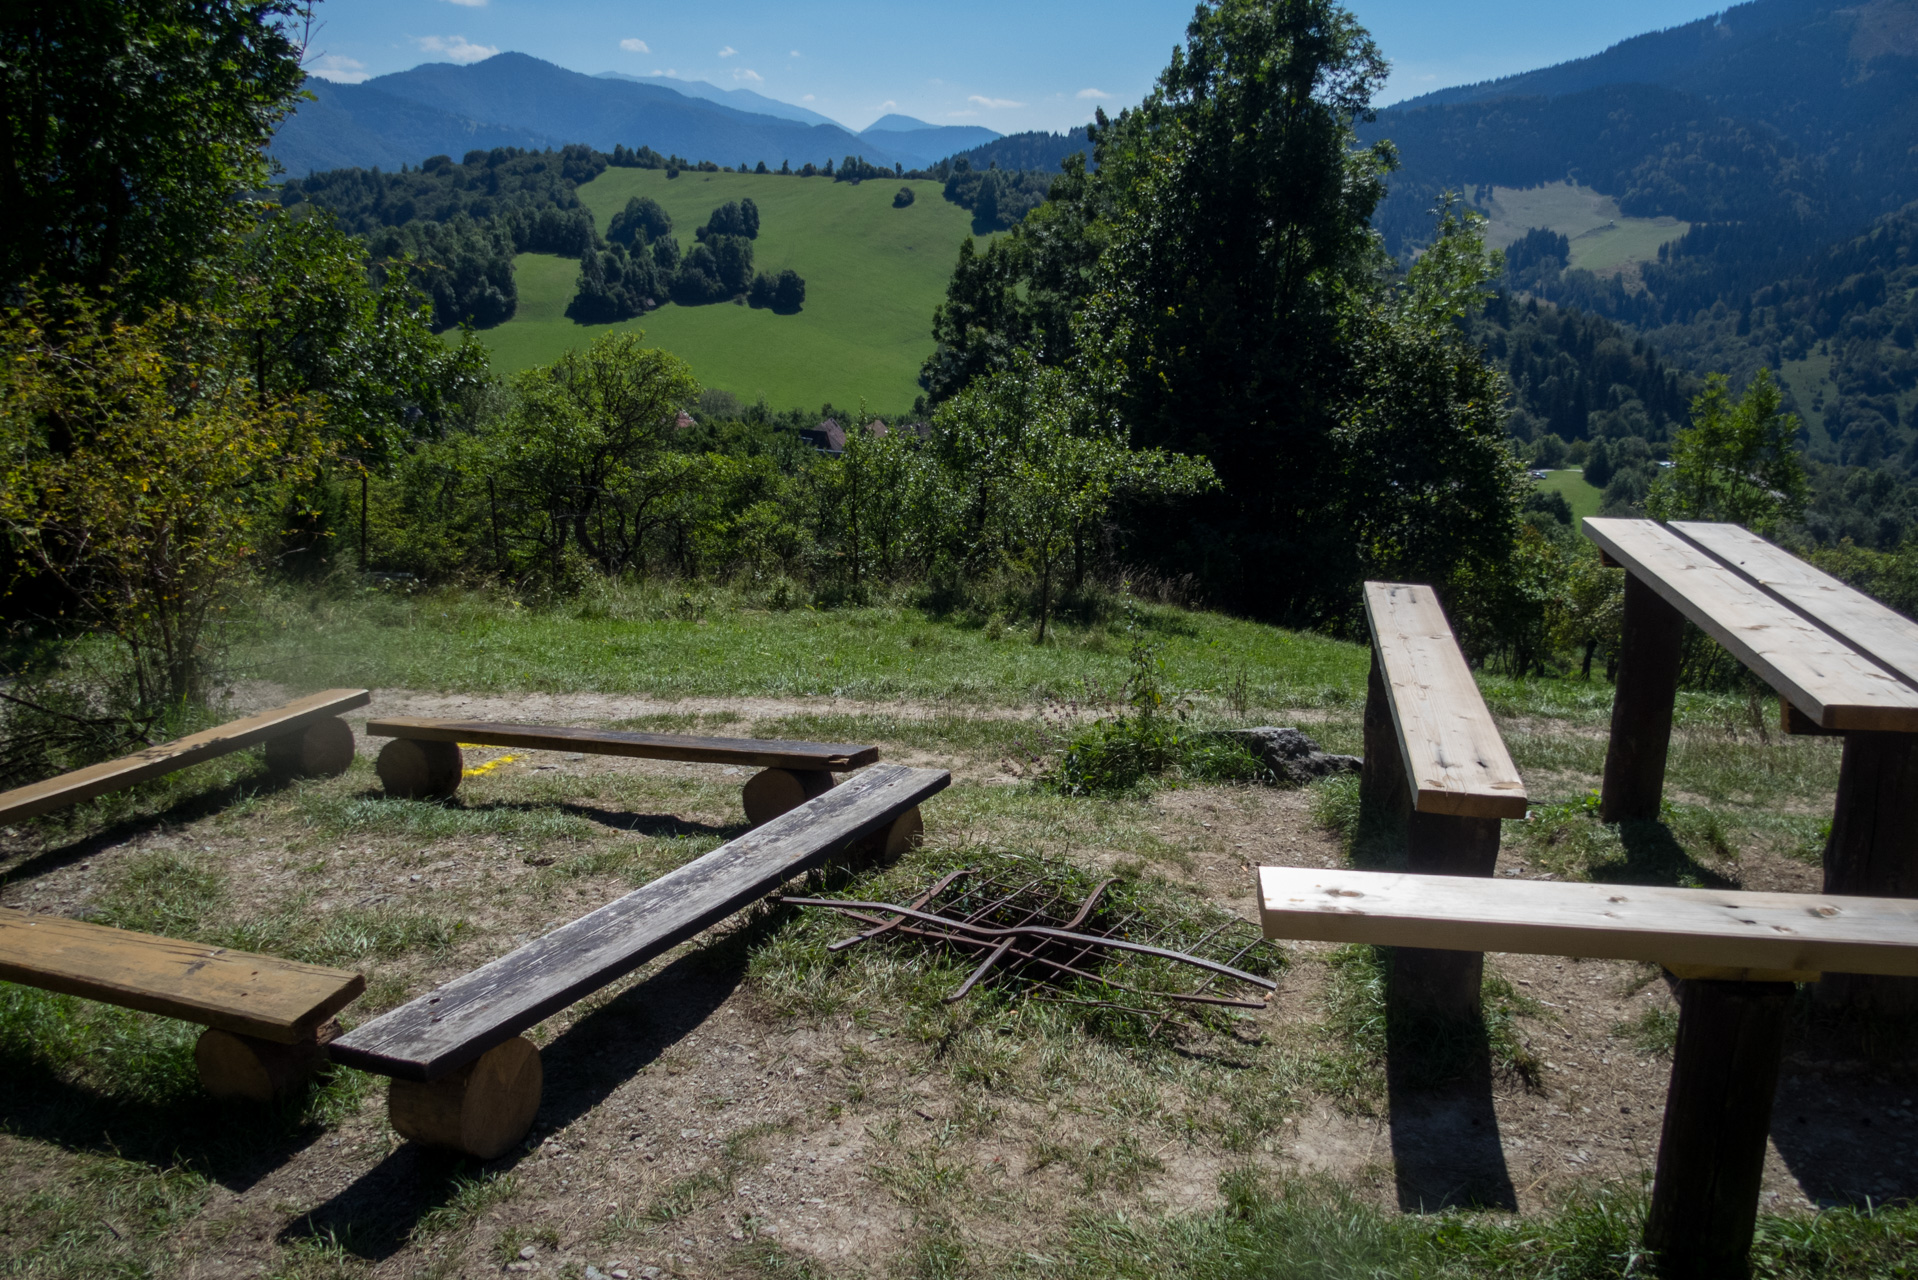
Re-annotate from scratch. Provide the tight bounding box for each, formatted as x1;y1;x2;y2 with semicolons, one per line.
893;186;915;208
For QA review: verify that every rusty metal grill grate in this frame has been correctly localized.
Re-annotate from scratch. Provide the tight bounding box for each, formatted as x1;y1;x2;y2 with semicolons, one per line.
778;866;1280;1020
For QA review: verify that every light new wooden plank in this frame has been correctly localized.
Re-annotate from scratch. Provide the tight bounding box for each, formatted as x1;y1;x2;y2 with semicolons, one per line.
0;689;371;824
1257;865;1918;977
1363;582;1527;818
1672;521;1918;690
1586;518;1918;731
365;719;878;771
330;763;950;1080
0;912;364;1042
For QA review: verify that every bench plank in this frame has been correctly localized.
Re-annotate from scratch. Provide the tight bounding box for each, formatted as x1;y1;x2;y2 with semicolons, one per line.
330;763;950;1080
0;689;372;823
1672;521;1918;690
0;912;365;1042
1364;582;1527;819
1585;518;1918;731
365;719;879;772
1257;865;1918;977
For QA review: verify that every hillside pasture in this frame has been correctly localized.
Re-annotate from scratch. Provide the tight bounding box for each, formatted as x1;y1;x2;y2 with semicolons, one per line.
478;170;983;410
1533;468;1603;525
1477;181;1689;276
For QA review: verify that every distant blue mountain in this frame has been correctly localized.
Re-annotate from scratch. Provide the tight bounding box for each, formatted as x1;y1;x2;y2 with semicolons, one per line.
856;120;1001;169
863;113;939;133
594;71;844;130
270;79;562;176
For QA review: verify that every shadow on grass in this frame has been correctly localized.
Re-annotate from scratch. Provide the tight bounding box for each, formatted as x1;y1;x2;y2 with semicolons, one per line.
0;765;297;891
553;802;742;840
1587;820;1737;889
278;900;803;1261
1383;976;1518;1213
1771;996;1918;1209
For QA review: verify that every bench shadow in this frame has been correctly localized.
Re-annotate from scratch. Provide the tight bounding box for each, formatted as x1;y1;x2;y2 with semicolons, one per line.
0;766;299;890
340;791;744;842
1769;1002;1918;1208
1384;1003;1519;1212
0;1048;338;1192
280;902;796;1261
1586;820;1737;889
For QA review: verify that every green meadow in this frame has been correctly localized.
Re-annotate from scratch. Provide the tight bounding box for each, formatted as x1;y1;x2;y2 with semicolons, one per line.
477;170;985;410
1478;181;1689;275
1533;468;1604;525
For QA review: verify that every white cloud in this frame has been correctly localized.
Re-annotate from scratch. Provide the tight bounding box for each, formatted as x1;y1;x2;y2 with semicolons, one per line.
880;100;897;110
967;94;1024;109
789;50;801;57
414;34;498;63
439;0;487;7
1075;87;1110;99
619;38;650;53
717;45;737;58
733;68;763;83
309;54;371;84
801;93;816;102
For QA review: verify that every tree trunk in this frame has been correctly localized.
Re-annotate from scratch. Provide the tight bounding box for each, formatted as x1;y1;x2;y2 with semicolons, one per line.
1600;573;1685;823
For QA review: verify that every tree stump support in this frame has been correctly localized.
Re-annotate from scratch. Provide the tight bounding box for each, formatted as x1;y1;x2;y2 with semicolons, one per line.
1601;572;1686;824
742;767;835;827
376;738;464;800
195;1020;341;1102
1820;730;1918;1015
1644;977;1795;1278
264;717;356;780
387;1036;543;1160
1391;812;1502;1023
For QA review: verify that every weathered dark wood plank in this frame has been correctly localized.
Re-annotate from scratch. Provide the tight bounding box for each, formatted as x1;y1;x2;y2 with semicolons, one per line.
365;718;879;771
0;912;364;1043
0;690;371;823
330;764;950;1080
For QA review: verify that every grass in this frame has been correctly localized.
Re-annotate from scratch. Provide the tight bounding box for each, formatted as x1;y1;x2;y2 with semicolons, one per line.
1477;181;1689;275
1533;468;1604;525
477;169;988;408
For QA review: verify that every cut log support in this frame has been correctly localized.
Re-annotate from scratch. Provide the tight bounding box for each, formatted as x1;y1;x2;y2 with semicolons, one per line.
387;1035;543;1160
195;1021;340;1101
1644;978;1795;1279
1393;812;1502;1023
1600;572;1686;823
1359;648;1410;841
742;767;835;827
264;717;356;779
1820;730;1918;1016
376;738;464;800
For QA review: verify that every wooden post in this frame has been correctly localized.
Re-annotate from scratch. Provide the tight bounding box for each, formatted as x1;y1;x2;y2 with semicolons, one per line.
1392;813;1502;1022
1820;730;1918;1015
196;1021;340;1101
742;767;835;827
1358;647;1409;861
1644;977;1794;1279
263;717;356;780
388;1035;542;1160
1601;573;1686;823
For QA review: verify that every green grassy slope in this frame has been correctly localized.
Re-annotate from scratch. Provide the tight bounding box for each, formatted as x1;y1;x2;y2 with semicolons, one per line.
1534;468;1604;525
477;171;980;410
1478;181;1688;275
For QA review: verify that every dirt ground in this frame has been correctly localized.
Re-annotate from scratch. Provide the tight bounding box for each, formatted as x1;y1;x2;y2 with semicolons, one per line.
2;689;1914;1278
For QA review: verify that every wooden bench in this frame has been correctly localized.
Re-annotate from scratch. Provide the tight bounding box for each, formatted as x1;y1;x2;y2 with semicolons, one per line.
0;689;370;824
1258;864;1918;1275
328;762;950;1159
1361;582;1529;1017
1586;518;1918;1010
0;911;364;1101
365;717;894;833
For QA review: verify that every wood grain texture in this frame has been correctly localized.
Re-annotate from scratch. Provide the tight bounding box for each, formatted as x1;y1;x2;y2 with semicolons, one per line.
1672;520;1918;689
387;1035;542;1159
1362;582;1527;819
1585;519;1918;731
0;689;371;823
366;719;878;771
0;912;365;1042
1256;865;1918;977
331;763;951;1080
1600;572;1687;823
741;768;835;825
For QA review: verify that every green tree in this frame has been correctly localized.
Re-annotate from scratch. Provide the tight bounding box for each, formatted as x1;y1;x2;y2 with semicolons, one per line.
1646;368;1808;533
0;0;309;306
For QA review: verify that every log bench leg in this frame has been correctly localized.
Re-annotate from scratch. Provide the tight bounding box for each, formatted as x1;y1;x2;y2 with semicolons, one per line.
264;717;356;780
1820;731;1918;1016
742;768;835;827
376;738;464;799
388;1036;543;1160
196;1020;341;1101
1358;648;1409;861
848;805;924;867
1600;572;1685;824
1644;977;1794;1278
1391;812;1502;1022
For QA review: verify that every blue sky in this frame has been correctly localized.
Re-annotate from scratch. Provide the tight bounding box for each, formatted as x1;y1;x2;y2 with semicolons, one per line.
303;0;1733;132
